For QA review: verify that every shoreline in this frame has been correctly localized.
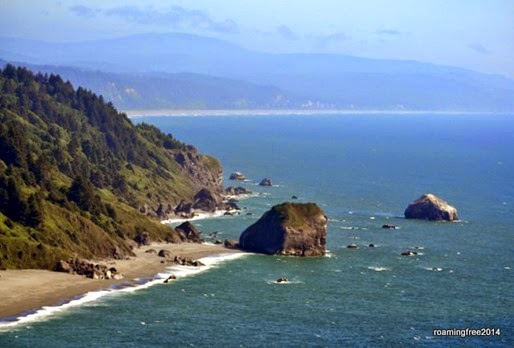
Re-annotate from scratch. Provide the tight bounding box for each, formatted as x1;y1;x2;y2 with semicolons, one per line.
0;243;244;324
123;108;500;118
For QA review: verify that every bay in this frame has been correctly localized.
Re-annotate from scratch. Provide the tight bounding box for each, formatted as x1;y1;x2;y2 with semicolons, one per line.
1;113;512;347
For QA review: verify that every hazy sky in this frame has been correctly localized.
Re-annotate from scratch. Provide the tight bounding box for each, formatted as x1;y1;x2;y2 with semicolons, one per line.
1;0;513;77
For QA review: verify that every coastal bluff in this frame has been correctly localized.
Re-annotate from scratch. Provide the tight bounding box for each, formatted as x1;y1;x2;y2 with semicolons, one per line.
239;202;327;256
404;193;458;221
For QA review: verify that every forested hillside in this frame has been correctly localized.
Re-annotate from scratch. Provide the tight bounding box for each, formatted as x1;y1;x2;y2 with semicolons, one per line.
0;64;222;269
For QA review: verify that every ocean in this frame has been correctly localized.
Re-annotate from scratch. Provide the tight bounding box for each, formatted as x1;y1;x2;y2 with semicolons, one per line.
1;113;513;347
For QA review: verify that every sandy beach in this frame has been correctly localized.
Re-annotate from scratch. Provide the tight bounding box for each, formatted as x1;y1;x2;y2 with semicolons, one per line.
0;243;241;320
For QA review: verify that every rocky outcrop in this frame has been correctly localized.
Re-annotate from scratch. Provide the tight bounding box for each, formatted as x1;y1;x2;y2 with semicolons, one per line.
134;231;150;246
54;258;123;280
229;172;246;181
239;202;327;256
404;193;458;221
175;221;202;243
225;186;252;195
192;188;219;212
174;200;194;218
259;178;273;186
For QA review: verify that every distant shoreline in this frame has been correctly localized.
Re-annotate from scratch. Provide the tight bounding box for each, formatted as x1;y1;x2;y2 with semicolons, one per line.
123;109;502;118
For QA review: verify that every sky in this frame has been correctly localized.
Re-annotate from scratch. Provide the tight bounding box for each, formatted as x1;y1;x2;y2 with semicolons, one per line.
0;0;513;77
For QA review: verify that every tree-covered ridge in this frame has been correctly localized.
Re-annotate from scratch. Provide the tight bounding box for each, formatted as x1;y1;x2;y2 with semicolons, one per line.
0;64;222;269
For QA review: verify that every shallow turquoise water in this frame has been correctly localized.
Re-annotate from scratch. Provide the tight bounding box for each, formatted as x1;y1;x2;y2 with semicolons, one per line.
1;114;512;347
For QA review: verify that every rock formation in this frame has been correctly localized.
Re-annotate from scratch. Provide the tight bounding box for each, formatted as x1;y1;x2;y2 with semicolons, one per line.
404;193;458;221
239;202;327;256
192;188;219;212
259;178;273;186
229;172;246;181
175;221;202;243
225;186;252;195
54;258;123;280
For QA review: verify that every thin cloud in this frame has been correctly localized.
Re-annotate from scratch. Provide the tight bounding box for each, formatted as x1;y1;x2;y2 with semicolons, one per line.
313;32;350;49
468;43;490;55
68;5;239;34
276;25;298;40
69;5;100;18
376;29;403;36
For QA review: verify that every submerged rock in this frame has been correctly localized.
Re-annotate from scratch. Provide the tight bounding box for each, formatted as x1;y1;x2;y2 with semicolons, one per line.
239;202;327;256
404;193;458;221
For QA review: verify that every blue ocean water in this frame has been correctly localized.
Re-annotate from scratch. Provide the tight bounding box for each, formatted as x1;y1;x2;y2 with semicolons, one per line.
1;113;513;347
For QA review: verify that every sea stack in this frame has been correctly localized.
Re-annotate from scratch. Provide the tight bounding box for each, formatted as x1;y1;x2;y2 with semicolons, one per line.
404;193;458;221
239;202;327;256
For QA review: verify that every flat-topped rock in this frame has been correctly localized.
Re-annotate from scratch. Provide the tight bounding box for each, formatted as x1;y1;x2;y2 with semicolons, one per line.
404;193;458;221
239;202;327;256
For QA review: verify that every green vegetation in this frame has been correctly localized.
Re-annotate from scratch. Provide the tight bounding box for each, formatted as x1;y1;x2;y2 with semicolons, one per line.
272;202;323;228
0;64;221;269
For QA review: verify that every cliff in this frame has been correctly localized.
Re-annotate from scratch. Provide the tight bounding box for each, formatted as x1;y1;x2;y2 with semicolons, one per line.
0;65;222;269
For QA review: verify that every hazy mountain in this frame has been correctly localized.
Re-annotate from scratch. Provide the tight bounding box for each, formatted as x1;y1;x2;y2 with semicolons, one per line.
1;62;299;110
1;33;513;111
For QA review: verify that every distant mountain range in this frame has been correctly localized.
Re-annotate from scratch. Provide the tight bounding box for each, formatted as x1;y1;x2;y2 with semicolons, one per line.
2;33;513;111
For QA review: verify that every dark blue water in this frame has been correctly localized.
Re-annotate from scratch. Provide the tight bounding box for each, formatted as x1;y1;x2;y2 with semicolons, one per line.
1;114;513;346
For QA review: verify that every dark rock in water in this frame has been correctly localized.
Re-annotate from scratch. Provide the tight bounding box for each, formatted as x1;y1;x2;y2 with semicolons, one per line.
163;274;177;283
214;239;223;244
224;201;241;211
368;244;375;248
225;186;252;195
224;239;239;249
134;231;150;246
229;172;246;181
259;178;273;186
175;221;202;243
145;248;157;254
158;249;173;259
401;251;418;256
347;244;358;249
404;193;458;221
239;202;327;256
192;188;219;212
291;195;299;200
382;224;397;229
277;277;288;283
224;211;234;216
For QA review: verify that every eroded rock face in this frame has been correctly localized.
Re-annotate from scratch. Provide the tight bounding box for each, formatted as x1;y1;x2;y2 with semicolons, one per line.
239;202;327;256
404;193;458;221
